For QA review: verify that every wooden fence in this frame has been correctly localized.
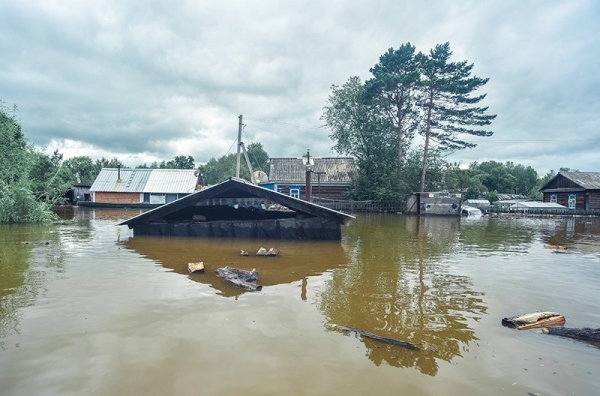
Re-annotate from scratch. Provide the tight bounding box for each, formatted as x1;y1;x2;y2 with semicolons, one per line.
312;197;600;217
312;198;404;213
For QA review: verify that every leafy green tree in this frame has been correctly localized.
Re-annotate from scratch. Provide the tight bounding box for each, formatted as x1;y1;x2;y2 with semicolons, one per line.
93;157;125;176
29;150;74;204
505;162;538;196
246;143;269;174
0;103;57;222
0;103;29;185
471;161;516;194
64;156;96;184
168;155;195;169
198;142;269;185
365;44;420;168
322;77;403;202
416;42;496;191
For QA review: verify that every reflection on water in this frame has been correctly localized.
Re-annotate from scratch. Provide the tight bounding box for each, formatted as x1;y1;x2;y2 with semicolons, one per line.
0;224;65;348
123;236;350;298
322;215;486;375
0;210;599;395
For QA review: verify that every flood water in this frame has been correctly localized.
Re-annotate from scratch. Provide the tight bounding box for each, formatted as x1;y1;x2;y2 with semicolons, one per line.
0;208;599;396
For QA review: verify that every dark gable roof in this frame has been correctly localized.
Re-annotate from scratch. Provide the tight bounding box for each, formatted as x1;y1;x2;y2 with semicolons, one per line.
119;177;355;227
268;157;356;183
560;172;600;189
540;171;600;191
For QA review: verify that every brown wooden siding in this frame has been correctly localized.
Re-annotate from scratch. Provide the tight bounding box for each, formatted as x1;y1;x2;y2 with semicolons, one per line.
543;191;600;210
95;192;140;204
277;184;351;201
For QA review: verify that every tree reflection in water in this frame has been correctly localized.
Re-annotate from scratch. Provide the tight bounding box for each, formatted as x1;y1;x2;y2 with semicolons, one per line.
321;215;487;376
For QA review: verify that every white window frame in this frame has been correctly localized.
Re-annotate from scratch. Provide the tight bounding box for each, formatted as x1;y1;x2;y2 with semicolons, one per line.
568;194;576;209
549;194;557;203
289;188;300;199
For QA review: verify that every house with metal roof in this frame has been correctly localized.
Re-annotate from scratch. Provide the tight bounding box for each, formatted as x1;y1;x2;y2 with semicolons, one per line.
262;156;357;202
119;177;354;240
509;201;567;213
82;168;200;208
539;171;600;211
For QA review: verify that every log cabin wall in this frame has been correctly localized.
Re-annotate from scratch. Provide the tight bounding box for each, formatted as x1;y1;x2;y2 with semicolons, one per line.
277;184;351;201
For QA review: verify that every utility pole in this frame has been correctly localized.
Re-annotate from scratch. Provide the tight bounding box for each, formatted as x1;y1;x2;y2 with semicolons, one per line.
235;114;243;178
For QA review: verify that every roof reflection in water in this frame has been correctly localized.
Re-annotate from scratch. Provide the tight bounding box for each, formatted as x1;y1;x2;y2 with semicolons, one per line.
122;236;350;298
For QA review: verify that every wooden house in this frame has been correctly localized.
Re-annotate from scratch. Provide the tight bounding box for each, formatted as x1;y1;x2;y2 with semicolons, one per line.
82;168;200;208
119;177;355;240
539;171;600;211
262;157;356;201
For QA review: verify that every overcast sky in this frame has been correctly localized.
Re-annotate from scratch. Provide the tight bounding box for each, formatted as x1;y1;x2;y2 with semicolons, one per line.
1;0;599;175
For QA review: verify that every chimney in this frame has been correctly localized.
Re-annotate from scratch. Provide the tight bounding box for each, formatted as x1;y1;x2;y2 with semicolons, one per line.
117;165;122;182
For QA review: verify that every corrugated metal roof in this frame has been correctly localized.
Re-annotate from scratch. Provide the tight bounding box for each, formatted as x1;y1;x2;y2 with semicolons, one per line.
561;172;600;189
90;168;198;193
510;202;566;209
268;157;356;183
90;168;151;192
464;199;491;204
143;169;198;193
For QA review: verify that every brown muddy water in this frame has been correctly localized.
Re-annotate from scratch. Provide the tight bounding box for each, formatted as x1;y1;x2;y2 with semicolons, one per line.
0;208;599;396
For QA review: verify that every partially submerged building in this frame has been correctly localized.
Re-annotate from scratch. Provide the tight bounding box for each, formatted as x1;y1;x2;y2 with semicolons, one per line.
406;192;462;216
539;171;600;211
509;201;567;213
263;157;356;201
82;168;201;208
119;178;355;240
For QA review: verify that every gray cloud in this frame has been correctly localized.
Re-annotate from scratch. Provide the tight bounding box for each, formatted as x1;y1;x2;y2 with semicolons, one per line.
1;0;599;175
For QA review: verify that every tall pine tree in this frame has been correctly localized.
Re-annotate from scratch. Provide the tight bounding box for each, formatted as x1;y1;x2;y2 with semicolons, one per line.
416;43;495;191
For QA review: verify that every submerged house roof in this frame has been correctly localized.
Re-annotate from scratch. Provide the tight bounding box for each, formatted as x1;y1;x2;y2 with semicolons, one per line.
268;157;356;184
540;171;600;192
90;168;198;193
119;178;355;240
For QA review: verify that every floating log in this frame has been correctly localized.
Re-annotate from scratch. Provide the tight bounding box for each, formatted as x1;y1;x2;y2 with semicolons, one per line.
544;244;566;250
330;324;418;350
215;266;262;292
187;261;205;274
502;312;565;330
542;327;600;343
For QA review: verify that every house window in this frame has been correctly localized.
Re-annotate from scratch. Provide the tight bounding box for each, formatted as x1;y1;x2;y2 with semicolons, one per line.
568;194;576;209
549;194;557;203
289;188;300;199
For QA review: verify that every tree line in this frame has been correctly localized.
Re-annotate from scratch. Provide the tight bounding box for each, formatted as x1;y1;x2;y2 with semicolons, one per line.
322;42;497;203
1;102;271;222
0;39;571;223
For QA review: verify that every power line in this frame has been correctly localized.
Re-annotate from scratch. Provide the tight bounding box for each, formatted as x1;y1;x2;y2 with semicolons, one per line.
245;117;323;131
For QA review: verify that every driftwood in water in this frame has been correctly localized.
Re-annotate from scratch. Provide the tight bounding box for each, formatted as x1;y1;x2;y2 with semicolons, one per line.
502;312;565;330
215;266;262;292
256;247;279;256
187;262;205;274
544;244;567;250
542;327;600;343
330;324;418;350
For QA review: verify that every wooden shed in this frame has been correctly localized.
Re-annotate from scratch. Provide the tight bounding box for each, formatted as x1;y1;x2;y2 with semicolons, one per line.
539;171;600;211
119;178;355;240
